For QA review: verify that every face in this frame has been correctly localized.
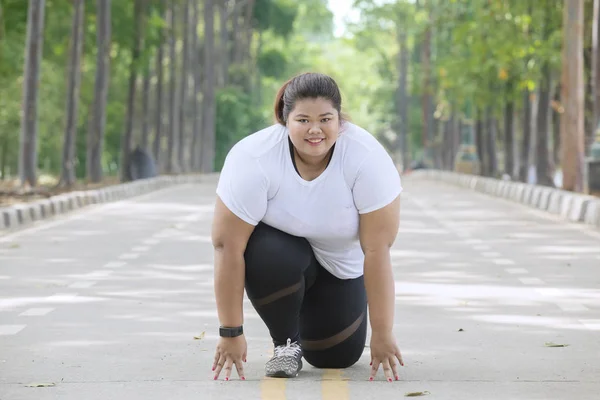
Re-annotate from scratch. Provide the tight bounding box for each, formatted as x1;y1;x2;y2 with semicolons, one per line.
286;97;340;162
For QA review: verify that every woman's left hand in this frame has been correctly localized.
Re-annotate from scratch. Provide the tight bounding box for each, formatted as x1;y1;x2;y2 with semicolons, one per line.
369;331;404;382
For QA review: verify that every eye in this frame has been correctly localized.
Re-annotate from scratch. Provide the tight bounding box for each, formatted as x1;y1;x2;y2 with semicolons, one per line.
297;119;309;123
321;118;331;123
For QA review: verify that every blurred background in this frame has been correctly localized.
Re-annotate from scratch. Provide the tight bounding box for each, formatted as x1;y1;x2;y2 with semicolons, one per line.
1;0;599;198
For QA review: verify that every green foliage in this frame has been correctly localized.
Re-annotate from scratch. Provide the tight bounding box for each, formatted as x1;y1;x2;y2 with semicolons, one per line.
214;86;266;171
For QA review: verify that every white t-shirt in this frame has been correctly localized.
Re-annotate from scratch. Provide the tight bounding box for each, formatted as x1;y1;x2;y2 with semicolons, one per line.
215;122;403;279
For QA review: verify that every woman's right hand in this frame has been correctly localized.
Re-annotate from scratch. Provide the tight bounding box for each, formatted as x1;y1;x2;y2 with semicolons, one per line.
212;335;247;381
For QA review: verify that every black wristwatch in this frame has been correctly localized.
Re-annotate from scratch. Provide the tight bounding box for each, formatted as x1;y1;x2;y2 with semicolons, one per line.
219;325;243;338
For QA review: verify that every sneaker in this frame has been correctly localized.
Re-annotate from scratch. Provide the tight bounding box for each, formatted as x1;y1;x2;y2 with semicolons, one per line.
265;338;303;378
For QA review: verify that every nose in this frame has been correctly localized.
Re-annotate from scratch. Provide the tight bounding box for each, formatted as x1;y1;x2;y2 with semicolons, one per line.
308;124;322;134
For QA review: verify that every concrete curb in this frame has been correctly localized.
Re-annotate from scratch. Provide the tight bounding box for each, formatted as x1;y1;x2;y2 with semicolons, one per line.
0;173;219;232
409;170;600;230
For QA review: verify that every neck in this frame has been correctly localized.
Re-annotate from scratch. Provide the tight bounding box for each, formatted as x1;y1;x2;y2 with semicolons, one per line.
293;147;331;171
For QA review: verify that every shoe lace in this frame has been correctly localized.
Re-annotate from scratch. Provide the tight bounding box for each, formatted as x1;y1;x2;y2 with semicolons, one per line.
274;338;301;358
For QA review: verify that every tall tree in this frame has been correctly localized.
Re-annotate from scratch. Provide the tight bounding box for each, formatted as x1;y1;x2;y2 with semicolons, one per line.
19;0;46;188
560;0;585;192
59;0;85;187
201;0;216;172
87;0;111;183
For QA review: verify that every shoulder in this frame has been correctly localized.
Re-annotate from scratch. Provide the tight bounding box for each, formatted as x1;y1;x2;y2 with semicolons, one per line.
338;122;393;173
228;123;287;162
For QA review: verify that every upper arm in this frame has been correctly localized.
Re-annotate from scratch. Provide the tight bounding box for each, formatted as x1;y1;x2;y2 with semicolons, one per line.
212;146;268;252
352;144;403;253
359;195;400;253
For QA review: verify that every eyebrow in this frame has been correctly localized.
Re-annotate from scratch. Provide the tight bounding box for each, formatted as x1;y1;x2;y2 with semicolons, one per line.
295;113;334;118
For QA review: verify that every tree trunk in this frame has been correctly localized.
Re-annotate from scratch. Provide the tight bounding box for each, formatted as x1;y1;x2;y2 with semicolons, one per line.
504;83;515;179
219;1;230;87
178;0;189;172
201;0;216;172
593;0;600;132
231;0;241;64
485;107;498;177
191;0;202;171
536;62;554;187
19;0;46;188
152;0;166;166
552;82;561;168
141;65;152;150
421;14;432;161
475;109;485;176
519;89;532;182
166;1;178;173
60;0;84;187
87;0;110;183
399;27;409;171
120;0;144;182
560;0;585;192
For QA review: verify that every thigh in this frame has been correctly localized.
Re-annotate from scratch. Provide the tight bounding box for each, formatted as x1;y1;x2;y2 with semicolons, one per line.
299;267;367;368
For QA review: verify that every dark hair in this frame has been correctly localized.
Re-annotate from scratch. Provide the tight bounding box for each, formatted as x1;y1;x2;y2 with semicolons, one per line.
274;72;345;125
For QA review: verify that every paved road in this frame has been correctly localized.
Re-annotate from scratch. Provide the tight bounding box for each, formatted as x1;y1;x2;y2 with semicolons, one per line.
1;177;599;400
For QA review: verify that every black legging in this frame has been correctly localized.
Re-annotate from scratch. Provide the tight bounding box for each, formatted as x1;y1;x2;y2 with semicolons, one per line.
244;222;367;369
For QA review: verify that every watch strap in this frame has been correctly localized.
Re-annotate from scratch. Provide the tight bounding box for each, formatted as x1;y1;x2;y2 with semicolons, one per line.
219;325;243;337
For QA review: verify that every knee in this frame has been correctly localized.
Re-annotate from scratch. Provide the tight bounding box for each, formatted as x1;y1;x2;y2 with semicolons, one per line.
303;347;363;369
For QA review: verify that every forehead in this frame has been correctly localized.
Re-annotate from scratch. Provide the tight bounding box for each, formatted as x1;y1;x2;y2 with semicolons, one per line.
290;98;336;114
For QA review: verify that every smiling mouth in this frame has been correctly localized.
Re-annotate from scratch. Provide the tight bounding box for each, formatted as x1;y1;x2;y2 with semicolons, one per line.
306;138;324;144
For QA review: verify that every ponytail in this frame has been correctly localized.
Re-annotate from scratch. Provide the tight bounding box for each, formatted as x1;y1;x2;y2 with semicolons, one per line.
273;79;292;125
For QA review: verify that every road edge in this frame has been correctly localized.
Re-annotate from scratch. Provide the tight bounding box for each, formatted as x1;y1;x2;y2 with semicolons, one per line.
409;169;600;230
0;173;220;232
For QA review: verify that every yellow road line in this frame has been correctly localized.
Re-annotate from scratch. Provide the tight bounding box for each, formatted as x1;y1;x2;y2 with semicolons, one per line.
322;369;349;400
261;377;287;400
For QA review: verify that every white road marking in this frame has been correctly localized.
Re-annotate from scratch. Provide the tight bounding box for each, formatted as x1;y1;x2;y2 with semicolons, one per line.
519;277;545;285
465;239;483;244
535;288;563;297
0;276;10;280
69;281;98;289
132;246;150;252
482;252;501;258
505;267;528;274
556;303;589;312
579;319;600;330
104;261;126;268
143;238;160;245
119;253;140;260
474;245;491;251
19;308;55;316
0;325;26;335
494;259;516;265
45;293;79;302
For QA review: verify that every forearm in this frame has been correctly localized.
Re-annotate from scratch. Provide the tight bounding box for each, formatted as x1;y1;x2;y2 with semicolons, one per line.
364;250;395;333
214;248;246;327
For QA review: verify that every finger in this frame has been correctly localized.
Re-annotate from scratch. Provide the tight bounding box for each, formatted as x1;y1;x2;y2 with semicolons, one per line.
223;357;234;381
396;349;404;367
213;355;226;380
369;358;380;381
381;359;394;383
212;350;220;371
234;358;246;381
389;357;399;381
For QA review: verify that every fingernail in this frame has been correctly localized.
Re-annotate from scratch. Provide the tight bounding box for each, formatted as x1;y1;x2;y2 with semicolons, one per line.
369;377;373;381
225;377;229;381
369;362;372;366
213;376;217;380
211;367;215;371
242;377;246;381
395;375;399;381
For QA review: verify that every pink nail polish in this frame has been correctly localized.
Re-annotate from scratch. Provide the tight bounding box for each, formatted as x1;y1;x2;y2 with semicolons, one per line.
225;377;229;381
369;377;373;381
388;378;392;382
213;376;217;381
242;377;246;381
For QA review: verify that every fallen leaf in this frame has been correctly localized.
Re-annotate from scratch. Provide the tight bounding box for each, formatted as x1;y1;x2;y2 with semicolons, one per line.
545;342;569;348
9;243;20;249
25;382;55;388
405;391;430;397
193;331;206;340
458;328;464;332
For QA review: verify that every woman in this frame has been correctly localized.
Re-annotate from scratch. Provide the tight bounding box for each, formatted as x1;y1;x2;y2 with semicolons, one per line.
211;72;404;382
